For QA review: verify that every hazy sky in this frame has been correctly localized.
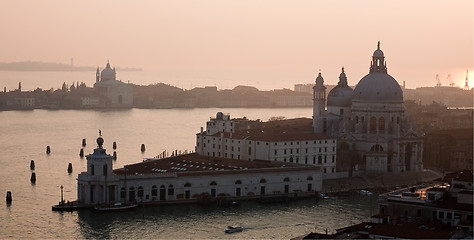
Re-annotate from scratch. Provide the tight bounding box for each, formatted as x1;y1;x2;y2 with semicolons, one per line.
1;0;472;90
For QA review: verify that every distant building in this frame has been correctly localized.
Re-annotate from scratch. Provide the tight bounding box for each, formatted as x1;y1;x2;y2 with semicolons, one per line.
294;83;314;94
93;61;133;107
312;42;423;175
423;128;473;171
265;89;313;107
80;96;100;107
196;112;340;179
14;96;35;108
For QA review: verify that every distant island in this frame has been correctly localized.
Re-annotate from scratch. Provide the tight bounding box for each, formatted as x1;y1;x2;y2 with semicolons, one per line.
0;61;142;72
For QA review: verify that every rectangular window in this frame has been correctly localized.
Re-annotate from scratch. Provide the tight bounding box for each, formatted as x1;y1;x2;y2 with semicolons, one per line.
90;185;94;203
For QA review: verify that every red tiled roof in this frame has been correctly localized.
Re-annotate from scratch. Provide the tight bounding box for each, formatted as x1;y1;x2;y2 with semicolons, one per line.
203;118;333;142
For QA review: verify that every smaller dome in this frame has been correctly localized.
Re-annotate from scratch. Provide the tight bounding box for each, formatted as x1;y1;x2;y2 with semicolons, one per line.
373;41;384;58
315;72;324;85
97;137;104;148
328;85;353;107
373;49;384;58
339;71;347;79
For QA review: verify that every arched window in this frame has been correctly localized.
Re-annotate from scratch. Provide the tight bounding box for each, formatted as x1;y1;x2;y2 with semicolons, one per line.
370;144;384;152
283;177;290;182
137;186;144;197
210;181;217;186
379;117;385;131
90;164;95;176
318;156;322;164
184;182;192;187
260;178;267;183
151;185;158;197
307;176;313;181
355;116;359;124
370;117;377;132
168;185;174;195
235;180;242;184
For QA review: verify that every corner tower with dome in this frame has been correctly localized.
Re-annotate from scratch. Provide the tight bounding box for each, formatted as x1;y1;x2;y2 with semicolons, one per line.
313;42;423;175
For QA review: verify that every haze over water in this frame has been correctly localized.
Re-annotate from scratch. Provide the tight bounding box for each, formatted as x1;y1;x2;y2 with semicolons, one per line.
0;108;379;238
0;1;472;90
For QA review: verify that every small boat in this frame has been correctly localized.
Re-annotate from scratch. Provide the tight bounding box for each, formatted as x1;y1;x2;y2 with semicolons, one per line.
319;193;330;199
225;226;243;234
358;190;373;195
51;201;87;212
93;202;138;212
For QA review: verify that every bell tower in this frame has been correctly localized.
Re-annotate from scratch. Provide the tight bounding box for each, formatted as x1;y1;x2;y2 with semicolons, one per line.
96;67;100;83
313;72;326;133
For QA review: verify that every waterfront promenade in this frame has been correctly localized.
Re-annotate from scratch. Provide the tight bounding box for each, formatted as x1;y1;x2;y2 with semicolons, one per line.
322;169;443;193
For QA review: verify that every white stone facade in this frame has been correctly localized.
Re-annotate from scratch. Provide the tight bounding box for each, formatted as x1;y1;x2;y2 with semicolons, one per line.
196;113;339;179
77;139;323;205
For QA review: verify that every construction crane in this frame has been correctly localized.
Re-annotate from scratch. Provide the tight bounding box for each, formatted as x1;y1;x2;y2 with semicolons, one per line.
447;74;455;87
435;74;441;87
464;69;470;90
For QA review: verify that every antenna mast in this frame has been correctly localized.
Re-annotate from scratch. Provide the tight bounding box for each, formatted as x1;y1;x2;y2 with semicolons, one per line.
463;69;470;90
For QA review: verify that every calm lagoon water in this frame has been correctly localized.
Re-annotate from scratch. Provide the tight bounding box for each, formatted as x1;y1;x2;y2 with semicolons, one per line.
0;108;378;238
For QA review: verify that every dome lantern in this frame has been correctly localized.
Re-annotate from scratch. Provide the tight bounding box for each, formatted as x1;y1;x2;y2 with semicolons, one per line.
354;42;403;103
338;67;348;86
327;67;353;107
370;41;387;74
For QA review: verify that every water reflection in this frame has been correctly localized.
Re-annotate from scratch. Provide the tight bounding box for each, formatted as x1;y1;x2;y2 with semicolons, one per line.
75;194;379;239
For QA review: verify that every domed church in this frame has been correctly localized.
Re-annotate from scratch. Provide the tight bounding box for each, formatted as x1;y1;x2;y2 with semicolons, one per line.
94;61;133;107
313;42;423;175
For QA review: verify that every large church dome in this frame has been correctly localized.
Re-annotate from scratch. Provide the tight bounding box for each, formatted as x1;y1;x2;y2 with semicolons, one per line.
100;61;116;81
353;42;403;103
328;67;353;107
